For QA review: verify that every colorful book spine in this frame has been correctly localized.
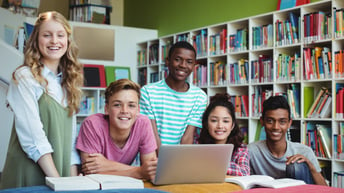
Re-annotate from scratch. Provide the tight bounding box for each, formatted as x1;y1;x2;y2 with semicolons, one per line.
137;49;146;66
229;59;248;84
303;46;332;80
303;11;332;43
252;24;273;50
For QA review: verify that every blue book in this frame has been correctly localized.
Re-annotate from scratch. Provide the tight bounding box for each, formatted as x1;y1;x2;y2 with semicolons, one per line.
288;12;299;42
291;83;300;118
280;0;296;10
318;57;324;79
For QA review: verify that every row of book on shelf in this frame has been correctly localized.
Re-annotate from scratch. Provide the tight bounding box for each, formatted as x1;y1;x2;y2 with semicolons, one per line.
137;41;173;66
304;86;332;119
137;67;168;86
191;79;341;123
252;24;274;50
276;52;301;82
334;171;344;188
334;8;344;38
303;46;332;80
305;120;344;161
137;6;344;69
305;122;332;159
334;122;344;160
275;12;300;46
303;84;344;120
210;28;227;55
138;45;344;85
229;28;247;53
79;94;105;115
192;29;208;57
69;4;108;24
192;55;276;87
303;10;332;43
157;44;344;87
141;44;344;87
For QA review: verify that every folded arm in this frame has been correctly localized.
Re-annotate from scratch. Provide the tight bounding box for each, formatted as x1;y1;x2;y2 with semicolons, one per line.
80;152;157;181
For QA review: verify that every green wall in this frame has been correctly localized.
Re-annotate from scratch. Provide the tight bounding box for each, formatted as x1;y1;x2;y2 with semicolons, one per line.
124;0;320;37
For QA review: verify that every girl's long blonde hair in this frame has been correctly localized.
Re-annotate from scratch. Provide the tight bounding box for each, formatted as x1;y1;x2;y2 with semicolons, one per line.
13;11;83;116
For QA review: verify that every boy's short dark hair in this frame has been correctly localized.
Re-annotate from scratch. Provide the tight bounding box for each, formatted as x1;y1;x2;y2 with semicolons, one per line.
168;41;196;59
262;95;291;119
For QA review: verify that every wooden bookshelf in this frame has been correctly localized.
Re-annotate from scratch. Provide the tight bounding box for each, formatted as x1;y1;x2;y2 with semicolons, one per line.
136;0;344;187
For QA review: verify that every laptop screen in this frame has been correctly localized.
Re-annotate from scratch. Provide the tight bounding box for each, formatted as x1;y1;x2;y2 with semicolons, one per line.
153;144;234;185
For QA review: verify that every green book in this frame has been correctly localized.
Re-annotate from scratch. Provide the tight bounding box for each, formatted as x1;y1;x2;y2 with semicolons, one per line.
303;86;314;117
104;66;131;86
254;121;265;141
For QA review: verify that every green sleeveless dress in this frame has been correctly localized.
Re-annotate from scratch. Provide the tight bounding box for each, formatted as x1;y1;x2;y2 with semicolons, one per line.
0;93;72;189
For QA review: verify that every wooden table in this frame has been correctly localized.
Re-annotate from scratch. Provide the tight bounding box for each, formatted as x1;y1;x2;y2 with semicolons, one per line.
144;181;242;193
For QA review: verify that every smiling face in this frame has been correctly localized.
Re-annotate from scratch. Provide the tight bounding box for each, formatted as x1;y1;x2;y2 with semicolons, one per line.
166;47;196;82
261;108;292;143
38;19;68;65
207;106;234;144
105;89;140;133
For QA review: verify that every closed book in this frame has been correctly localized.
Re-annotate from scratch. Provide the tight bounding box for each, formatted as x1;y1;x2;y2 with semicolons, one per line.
306;87;327;118
303;86;314;117
319;95;332;118
316;124;332;158
46;176;99;191
46;174;144;191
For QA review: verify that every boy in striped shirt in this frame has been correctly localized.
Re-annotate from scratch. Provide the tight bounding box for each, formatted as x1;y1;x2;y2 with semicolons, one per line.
140;41;207;149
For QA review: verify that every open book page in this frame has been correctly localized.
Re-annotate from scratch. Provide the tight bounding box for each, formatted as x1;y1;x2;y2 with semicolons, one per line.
87;174;144;190
226;175;306;189
225;175;274;189
46;176;100;191
255;178;305;188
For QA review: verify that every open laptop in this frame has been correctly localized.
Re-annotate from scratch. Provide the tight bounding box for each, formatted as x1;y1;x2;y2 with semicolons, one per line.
153;144;234;185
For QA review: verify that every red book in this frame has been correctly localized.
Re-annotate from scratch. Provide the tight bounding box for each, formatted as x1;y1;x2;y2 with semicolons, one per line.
83;64;106;88
241;95;249;117
303;14;308;38
339;88;344;118
221;28;227;54
310;13;314;39
313;129;319;157
316;93;329;116
296;0;310;6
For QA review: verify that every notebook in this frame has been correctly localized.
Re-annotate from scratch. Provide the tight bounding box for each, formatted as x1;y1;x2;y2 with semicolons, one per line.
153;144;234;185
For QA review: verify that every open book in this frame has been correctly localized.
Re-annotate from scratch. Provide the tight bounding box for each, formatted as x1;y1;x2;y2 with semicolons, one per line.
46;174;144;191
225;175;305;189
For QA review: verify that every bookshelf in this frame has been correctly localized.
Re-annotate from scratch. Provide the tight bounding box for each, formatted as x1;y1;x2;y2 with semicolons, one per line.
69;0;112;24
136;0;344;187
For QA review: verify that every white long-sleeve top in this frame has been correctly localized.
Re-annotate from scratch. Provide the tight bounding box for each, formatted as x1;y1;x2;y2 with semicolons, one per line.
6;66;80;165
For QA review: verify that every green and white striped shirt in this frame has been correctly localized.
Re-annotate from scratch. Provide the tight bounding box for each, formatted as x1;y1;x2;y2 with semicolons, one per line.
140;80;207;144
